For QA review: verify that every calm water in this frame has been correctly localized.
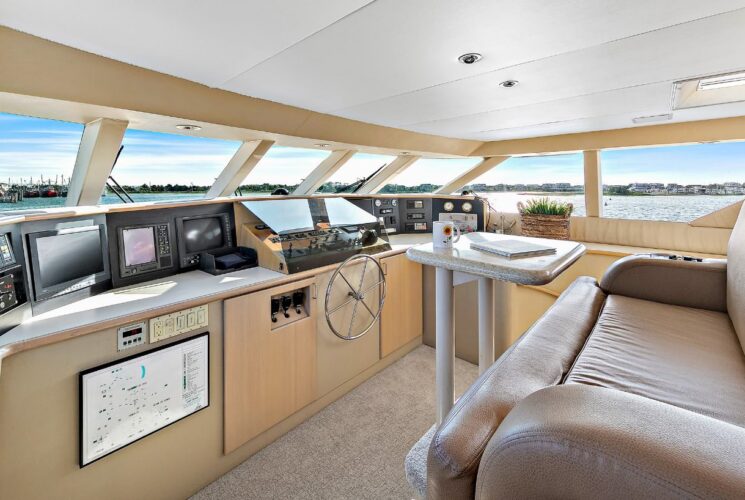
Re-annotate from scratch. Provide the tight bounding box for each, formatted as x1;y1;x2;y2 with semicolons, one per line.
478;192;744;223
0;192;741;223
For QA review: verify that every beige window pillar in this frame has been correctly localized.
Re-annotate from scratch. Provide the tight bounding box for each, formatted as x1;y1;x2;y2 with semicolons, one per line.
356;155;421;194
292;149;356;195
66;118;128;207
206;140;275;198
435;156;510;194
583;150;603;217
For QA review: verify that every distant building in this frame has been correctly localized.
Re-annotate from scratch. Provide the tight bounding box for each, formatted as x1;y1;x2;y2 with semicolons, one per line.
628;183;665;194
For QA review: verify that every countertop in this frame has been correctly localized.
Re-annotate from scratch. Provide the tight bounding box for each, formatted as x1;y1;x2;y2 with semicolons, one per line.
406;232;586;286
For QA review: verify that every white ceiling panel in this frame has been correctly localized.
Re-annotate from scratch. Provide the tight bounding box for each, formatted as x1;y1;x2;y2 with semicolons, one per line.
407;83;673;137
338;9;745;128
223;0;745;112
0;0;374;86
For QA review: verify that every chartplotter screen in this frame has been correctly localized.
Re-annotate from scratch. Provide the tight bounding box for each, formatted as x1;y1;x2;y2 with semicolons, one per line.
79;333;209;466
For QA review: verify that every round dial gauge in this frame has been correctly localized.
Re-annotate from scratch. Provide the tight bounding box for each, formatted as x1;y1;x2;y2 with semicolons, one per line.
462;201;473;213
391;199;397;206
443;201;455;212
374;199;382;207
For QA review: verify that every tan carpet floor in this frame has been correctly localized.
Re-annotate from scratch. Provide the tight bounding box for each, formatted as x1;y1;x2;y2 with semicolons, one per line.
192;345;478;500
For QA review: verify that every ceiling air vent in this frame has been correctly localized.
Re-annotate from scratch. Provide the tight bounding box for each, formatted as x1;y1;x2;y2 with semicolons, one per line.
674;70;745;110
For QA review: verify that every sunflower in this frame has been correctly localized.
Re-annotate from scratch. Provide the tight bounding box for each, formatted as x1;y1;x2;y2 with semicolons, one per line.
443;226;453;237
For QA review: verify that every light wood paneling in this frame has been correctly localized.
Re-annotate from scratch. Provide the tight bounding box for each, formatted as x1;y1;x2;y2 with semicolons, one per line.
380;253;422;357
224;278;317;453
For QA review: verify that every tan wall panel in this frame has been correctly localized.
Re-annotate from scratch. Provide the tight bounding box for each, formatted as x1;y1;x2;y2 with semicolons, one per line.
474;116;745;156
571;216;732;255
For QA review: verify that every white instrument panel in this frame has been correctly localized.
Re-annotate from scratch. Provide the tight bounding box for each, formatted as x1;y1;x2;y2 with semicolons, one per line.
80;333;209;466
438;212;478;233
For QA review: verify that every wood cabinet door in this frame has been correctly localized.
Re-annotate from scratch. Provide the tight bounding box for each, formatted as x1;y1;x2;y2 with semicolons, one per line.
380;253;423;357
224;278;317;454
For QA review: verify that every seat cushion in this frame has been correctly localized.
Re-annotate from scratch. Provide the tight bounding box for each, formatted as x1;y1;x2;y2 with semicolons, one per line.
566;294;745;427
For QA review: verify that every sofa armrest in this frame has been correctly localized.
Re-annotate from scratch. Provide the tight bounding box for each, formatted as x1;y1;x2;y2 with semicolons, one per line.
426;277;606;500
600;254;727;311
476;384;745;500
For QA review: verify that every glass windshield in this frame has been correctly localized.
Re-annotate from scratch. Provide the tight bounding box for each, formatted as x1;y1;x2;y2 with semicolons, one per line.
0;112;84;211
317;152;394;193
238;146;330;194
381;158;481;193
105;128;241;204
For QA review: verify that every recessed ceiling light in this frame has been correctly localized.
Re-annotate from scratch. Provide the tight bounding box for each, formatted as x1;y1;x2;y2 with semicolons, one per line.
698;71;745;90
632;114;672;124
315;143;331;148
499;80;519;88
458;53;482;65
176;124;202;131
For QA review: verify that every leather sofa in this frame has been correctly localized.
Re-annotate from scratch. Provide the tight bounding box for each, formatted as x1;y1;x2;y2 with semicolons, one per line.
418;204;745;499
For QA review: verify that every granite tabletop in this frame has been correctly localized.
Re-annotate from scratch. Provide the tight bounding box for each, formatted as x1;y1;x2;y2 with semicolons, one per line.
406;232;586;286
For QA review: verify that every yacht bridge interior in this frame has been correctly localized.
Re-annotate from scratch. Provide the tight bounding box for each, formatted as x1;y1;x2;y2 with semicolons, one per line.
1;2;745;499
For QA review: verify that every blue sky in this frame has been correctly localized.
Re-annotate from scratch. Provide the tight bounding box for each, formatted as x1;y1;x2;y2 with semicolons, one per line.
2;112;745;187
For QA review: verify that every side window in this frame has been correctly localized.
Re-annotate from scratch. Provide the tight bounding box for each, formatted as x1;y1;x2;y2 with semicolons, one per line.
465;154;585;215
601;142;745;222
382;158;481;193
106;129;241;204
238;146;330;194
0;112;84;210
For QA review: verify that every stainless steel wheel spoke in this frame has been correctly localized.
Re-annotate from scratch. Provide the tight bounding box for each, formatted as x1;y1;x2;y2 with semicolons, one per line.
359;297;376;318
338;272;357;293
328;296;355;315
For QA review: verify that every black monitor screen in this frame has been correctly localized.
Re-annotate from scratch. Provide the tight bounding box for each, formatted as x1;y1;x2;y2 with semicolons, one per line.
35;227;105;289
122;227;156;267
183;217;224;254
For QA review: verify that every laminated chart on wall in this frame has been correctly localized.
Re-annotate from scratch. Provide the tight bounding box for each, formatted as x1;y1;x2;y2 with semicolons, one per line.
80;333;209;466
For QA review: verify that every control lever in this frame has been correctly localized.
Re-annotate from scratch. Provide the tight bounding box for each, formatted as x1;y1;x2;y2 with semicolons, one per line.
270;298;280;323
281;295;292;318
293;290;305;314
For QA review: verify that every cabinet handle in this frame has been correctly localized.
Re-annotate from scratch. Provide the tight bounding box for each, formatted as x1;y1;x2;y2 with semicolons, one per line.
382;263;388;275
311;283;317;299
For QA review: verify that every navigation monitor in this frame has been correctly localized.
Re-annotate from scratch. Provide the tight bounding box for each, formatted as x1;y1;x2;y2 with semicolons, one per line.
27;224;109;301
183;216;224;253
117;223;174;279
122;227;156;267
176;213;233;268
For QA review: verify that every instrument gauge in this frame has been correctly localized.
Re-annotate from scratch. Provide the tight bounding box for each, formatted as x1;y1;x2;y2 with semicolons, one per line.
375;199;382;207
443;201;455;212
462;201;473;213
391;199;398;206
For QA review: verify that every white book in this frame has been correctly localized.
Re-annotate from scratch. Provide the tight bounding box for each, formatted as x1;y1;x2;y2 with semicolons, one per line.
470;239;556;259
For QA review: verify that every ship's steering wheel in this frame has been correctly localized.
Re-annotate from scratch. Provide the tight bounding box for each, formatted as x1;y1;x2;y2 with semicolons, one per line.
324;254;386;340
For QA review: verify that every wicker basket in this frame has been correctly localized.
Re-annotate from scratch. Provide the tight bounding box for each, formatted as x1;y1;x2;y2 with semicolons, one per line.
517;202;572;240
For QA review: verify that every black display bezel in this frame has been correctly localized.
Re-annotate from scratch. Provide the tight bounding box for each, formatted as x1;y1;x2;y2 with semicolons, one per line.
175;213;233;268
27;224;110;302
117;223;173;279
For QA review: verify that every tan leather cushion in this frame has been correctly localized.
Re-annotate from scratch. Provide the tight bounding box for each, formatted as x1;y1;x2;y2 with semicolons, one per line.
566;295;745;427
475;384;745;500
427;276;606;500
728;202;745;351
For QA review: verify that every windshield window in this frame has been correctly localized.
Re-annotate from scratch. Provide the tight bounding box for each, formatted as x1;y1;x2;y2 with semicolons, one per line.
381;158;481;193
238;146;330;195
105;128;241;204
0;112;84;210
